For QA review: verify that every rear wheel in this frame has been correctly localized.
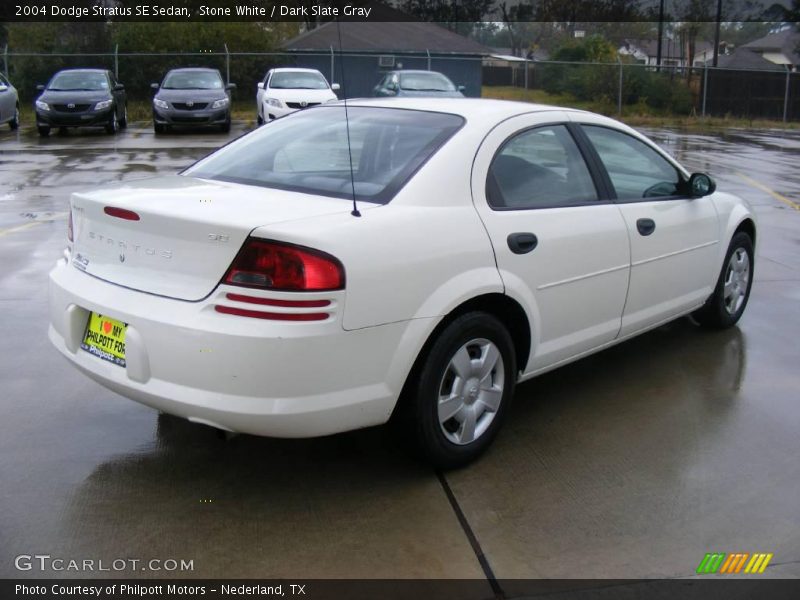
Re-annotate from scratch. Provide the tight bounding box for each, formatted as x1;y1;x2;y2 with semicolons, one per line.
8;104;19;130
37;125;50;137
693;231;754;329
402;312;516;469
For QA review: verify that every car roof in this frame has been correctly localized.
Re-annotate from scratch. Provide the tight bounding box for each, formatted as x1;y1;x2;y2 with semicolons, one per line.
54;69;108;74
270;68;324;74
166;68;220;73
335;97;594;122
392;70;450;75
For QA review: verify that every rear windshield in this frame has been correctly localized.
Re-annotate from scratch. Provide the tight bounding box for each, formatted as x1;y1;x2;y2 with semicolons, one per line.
184;107;464;204
162;71;222;90
48;71;108;91
270;71;329;90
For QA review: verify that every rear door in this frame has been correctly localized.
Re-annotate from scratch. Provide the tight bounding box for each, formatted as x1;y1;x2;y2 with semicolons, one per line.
472;112;631;374
575;119;720;336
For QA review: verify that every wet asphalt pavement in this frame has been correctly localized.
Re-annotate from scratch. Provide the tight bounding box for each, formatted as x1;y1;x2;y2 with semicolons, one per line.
0;121;798;584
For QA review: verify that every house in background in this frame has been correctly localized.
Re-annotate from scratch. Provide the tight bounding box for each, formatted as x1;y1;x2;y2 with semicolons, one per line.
282;21;490;98
734;28;800;70
619;38;714;68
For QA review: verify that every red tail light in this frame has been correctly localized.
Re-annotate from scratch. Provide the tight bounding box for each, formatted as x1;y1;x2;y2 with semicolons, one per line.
104;206;140;221
223;238;344;291
67;210;74;243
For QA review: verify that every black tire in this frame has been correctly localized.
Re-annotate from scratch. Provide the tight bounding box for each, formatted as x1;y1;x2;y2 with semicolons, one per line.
119;104;127;129
8;104;19;130
105;110;118;135
220;118;231;133
257;113;264;126
154;122;166;134
37;125;50;137
693;231;754;329
401;311;516;469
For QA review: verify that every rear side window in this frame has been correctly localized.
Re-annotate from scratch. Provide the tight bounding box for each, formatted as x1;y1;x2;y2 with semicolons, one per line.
185;107;464;204
582;125;682;199
487;125;598;209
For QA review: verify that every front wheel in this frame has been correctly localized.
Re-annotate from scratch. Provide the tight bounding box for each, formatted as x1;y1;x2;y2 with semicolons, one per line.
37;125;50;137
8;104;19;130
119;104;128;128
105;110;118;135
693;231;754;329
402;312;516;469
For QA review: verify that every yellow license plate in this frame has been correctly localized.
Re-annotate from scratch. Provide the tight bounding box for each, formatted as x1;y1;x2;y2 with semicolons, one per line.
80;313;127;367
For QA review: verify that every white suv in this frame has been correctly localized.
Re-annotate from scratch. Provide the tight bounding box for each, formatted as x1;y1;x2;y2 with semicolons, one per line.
257;68;340;124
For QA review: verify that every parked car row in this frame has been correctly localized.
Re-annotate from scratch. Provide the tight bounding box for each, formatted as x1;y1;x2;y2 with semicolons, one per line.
1;66;465;137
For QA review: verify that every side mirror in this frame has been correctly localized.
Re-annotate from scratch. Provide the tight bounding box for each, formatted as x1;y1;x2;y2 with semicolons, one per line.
114;83;125;91
150;82;159;91
36;84;45;92
331;83;340;91
457;85;466;92
689;172;716;197
225;83;237;91
257;82;264;89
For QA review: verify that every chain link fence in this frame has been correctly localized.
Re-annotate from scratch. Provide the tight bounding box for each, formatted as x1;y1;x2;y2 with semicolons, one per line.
3;48;796;122
1;47;484;104
484;59;799;122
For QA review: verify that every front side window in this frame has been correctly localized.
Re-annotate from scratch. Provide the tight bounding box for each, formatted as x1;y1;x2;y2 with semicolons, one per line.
185;107;464;204
582;125;682;199
487;125;598;209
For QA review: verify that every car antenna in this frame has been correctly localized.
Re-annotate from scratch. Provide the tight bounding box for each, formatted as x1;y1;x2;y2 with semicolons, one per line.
336;17;361;217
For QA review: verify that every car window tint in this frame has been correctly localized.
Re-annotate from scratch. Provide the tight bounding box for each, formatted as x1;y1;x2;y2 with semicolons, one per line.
487;125;598;209
582;125;681;199
185;107;464;204
400;73;455;92
163;71;222;90
269;72;328;90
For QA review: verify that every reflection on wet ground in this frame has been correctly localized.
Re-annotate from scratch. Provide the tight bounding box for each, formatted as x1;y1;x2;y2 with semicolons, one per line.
0;121;798;581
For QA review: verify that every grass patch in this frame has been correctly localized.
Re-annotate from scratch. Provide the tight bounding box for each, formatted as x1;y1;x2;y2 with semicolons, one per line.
482;86;799;131
17;99;259;128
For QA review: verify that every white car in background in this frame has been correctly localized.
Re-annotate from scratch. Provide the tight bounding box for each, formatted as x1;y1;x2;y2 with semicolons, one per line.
49;99;756;468
256;68;340;124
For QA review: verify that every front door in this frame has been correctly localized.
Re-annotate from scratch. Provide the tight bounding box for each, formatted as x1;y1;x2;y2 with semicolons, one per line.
576;121;720;337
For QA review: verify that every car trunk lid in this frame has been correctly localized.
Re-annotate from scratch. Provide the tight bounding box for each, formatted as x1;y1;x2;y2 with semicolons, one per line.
70;175;358;301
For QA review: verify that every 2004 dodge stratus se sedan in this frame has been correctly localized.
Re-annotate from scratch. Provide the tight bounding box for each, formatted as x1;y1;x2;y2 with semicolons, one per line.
49;99;756;468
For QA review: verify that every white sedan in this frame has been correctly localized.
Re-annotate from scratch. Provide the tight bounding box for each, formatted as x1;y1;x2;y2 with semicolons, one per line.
48;99;756;468
256;68;339;124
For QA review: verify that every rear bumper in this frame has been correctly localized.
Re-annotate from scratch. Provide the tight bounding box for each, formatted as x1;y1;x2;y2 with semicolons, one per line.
48;254;425;437
153;107;229;126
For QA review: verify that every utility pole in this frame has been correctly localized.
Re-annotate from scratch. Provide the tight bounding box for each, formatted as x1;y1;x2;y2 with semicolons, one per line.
712;0;722;67
656;0;665;72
